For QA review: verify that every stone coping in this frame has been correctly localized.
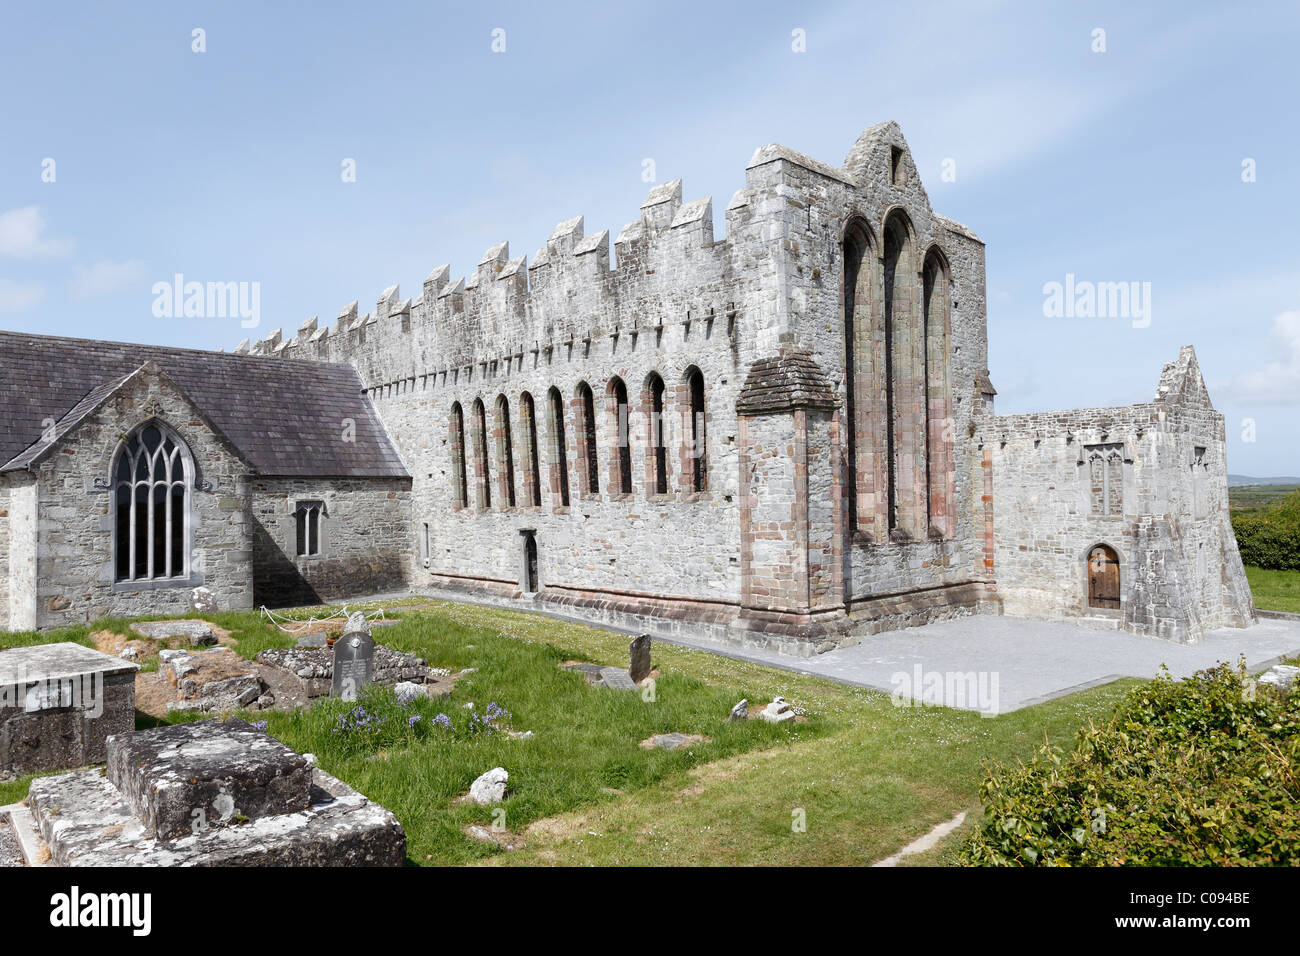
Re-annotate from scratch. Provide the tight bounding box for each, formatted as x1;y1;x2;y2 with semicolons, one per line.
0;642;137;686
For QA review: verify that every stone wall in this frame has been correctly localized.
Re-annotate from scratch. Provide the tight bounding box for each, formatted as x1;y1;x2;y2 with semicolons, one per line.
249;477;412;608
984;347;1254;642
235;122;997;648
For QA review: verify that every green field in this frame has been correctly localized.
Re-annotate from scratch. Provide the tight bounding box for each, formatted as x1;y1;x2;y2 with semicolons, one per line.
1229;484;1300;513
1245;566;1300;614
0;602;1131;866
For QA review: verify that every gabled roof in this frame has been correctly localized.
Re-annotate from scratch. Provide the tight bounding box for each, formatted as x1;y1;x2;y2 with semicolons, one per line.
0;331;408;478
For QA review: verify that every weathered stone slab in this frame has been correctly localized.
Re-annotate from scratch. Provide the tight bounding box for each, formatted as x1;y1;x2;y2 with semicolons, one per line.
0;642;136;775
106;719;311;840
131;620;217;646
28;764;405;866
597;667;637;691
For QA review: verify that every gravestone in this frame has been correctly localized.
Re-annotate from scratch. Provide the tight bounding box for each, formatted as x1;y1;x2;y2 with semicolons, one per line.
332;614;376;700
628;634;652;684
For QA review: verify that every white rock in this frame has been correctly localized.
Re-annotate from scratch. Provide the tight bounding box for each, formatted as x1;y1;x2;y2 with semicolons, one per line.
303;753;318;766
728;699;748;721
394;681;424;698
468;767;509;806
119;647;138;661
760;698;795;723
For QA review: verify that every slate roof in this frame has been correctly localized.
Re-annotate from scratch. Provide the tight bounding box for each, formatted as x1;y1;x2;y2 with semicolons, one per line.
0;331;408;478
736;346;840;414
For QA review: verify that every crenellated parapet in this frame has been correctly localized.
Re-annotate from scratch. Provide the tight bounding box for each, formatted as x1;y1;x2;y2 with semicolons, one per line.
254;172;767;386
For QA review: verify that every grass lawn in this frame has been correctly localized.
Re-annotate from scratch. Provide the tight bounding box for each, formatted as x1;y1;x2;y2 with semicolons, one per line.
1245;565;1300;614
0;600;1132;865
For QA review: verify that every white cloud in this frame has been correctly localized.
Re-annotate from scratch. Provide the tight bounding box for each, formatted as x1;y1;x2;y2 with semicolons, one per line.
68;258;148;301
1221;310;1300;404
0;278;46;312
0;206;75;259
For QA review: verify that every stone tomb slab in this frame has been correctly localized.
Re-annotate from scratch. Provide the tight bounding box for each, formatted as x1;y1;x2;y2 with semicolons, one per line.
27;762;405;867
0;642;136;775
598;667;638;691
106;719;310;840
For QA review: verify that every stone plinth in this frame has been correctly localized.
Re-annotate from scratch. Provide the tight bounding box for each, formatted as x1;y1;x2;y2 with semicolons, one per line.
107;719;311;840
0;642;136;775
27;719;405;866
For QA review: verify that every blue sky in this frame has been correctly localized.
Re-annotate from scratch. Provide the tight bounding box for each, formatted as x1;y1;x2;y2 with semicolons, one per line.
1;0;1297;473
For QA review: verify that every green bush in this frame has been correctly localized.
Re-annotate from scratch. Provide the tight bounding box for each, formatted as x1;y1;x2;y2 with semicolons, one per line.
1233;490;1300;570
959;662;1299;866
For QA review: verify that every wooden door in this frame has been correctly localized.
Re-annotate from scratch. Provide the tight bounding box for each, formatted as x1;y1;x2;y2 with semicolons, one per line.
1088;545;1120;609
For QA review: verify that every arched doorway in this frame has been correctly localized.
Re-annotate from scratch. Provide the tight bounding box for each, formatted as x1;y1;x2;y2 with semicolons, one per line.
1087;544;1121;610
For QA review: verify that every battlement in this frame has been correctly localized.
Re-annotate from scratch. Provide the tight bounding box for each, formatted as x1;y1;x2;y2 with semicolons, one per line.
236;122;975;389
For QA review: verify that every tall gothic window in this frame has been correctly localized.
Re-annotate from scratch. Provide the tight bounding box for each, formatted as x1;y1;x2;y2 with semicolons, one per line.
647;373;668;495
608;377;632;495
521;391;542;507
686;367;707;492
472;398;491;510
450;402;468;509
547;387;570;507
577;381;600;496
112;422;192;582
496;394;517;508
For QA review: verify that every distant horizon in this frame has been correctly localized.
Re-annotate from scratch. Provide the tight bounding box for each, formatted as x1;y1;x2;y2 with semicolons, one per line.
1;1;1296;471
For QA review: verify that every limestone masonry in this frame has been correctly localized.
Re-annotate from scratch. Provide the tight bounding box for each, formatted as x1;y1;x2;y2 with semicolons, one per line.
0;122;1255;651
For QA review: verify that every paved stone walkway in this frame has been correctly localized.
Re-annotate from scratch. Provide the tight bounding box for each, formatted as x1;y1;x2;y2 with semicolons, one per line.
655;615;1300;714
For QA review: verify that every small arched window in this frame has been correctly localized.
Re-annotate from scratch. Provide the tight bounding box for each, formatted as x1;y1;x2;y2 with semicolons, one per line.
577;381;599;496
449;402;468;509
547;387;570;508
112;421;192;582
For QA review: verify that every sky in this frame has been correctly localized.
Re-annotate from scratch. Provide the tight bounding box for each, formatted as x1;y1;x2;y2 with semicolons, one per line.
1;0;1297;473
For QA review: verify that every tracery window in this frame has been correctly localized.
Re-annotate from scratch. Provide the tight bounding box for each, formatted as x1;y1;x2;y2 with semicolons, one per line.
112;422;191;582
1086;443;1124;516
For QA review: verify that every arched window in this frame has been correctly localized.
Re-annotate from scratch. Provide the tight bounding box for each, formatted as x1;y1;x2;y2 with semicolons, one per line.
112;421;192;582
576;382;599;496
646;373;668;496
842;219;881;534
547;387;570;508
449;402;468;509
495;394;516;508
686;367;707;492
607;377;632;496
520;391;542;508
472;398;491;510
922;247;953;537
883;210;924;538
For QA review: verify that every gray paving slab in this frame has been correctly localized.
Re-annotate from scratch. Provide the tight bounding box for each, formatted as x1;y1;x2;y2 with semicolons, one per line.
656;615;1300;715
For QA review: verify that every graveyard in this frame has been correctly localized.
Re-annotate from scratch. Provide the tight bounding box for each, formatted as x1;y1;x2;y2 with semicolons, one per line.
0;596;1136;866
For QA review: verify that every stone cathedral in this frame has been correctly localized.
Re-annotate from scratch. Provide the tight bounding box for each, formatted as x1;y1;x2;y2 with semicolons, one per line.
0;123;1256;652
